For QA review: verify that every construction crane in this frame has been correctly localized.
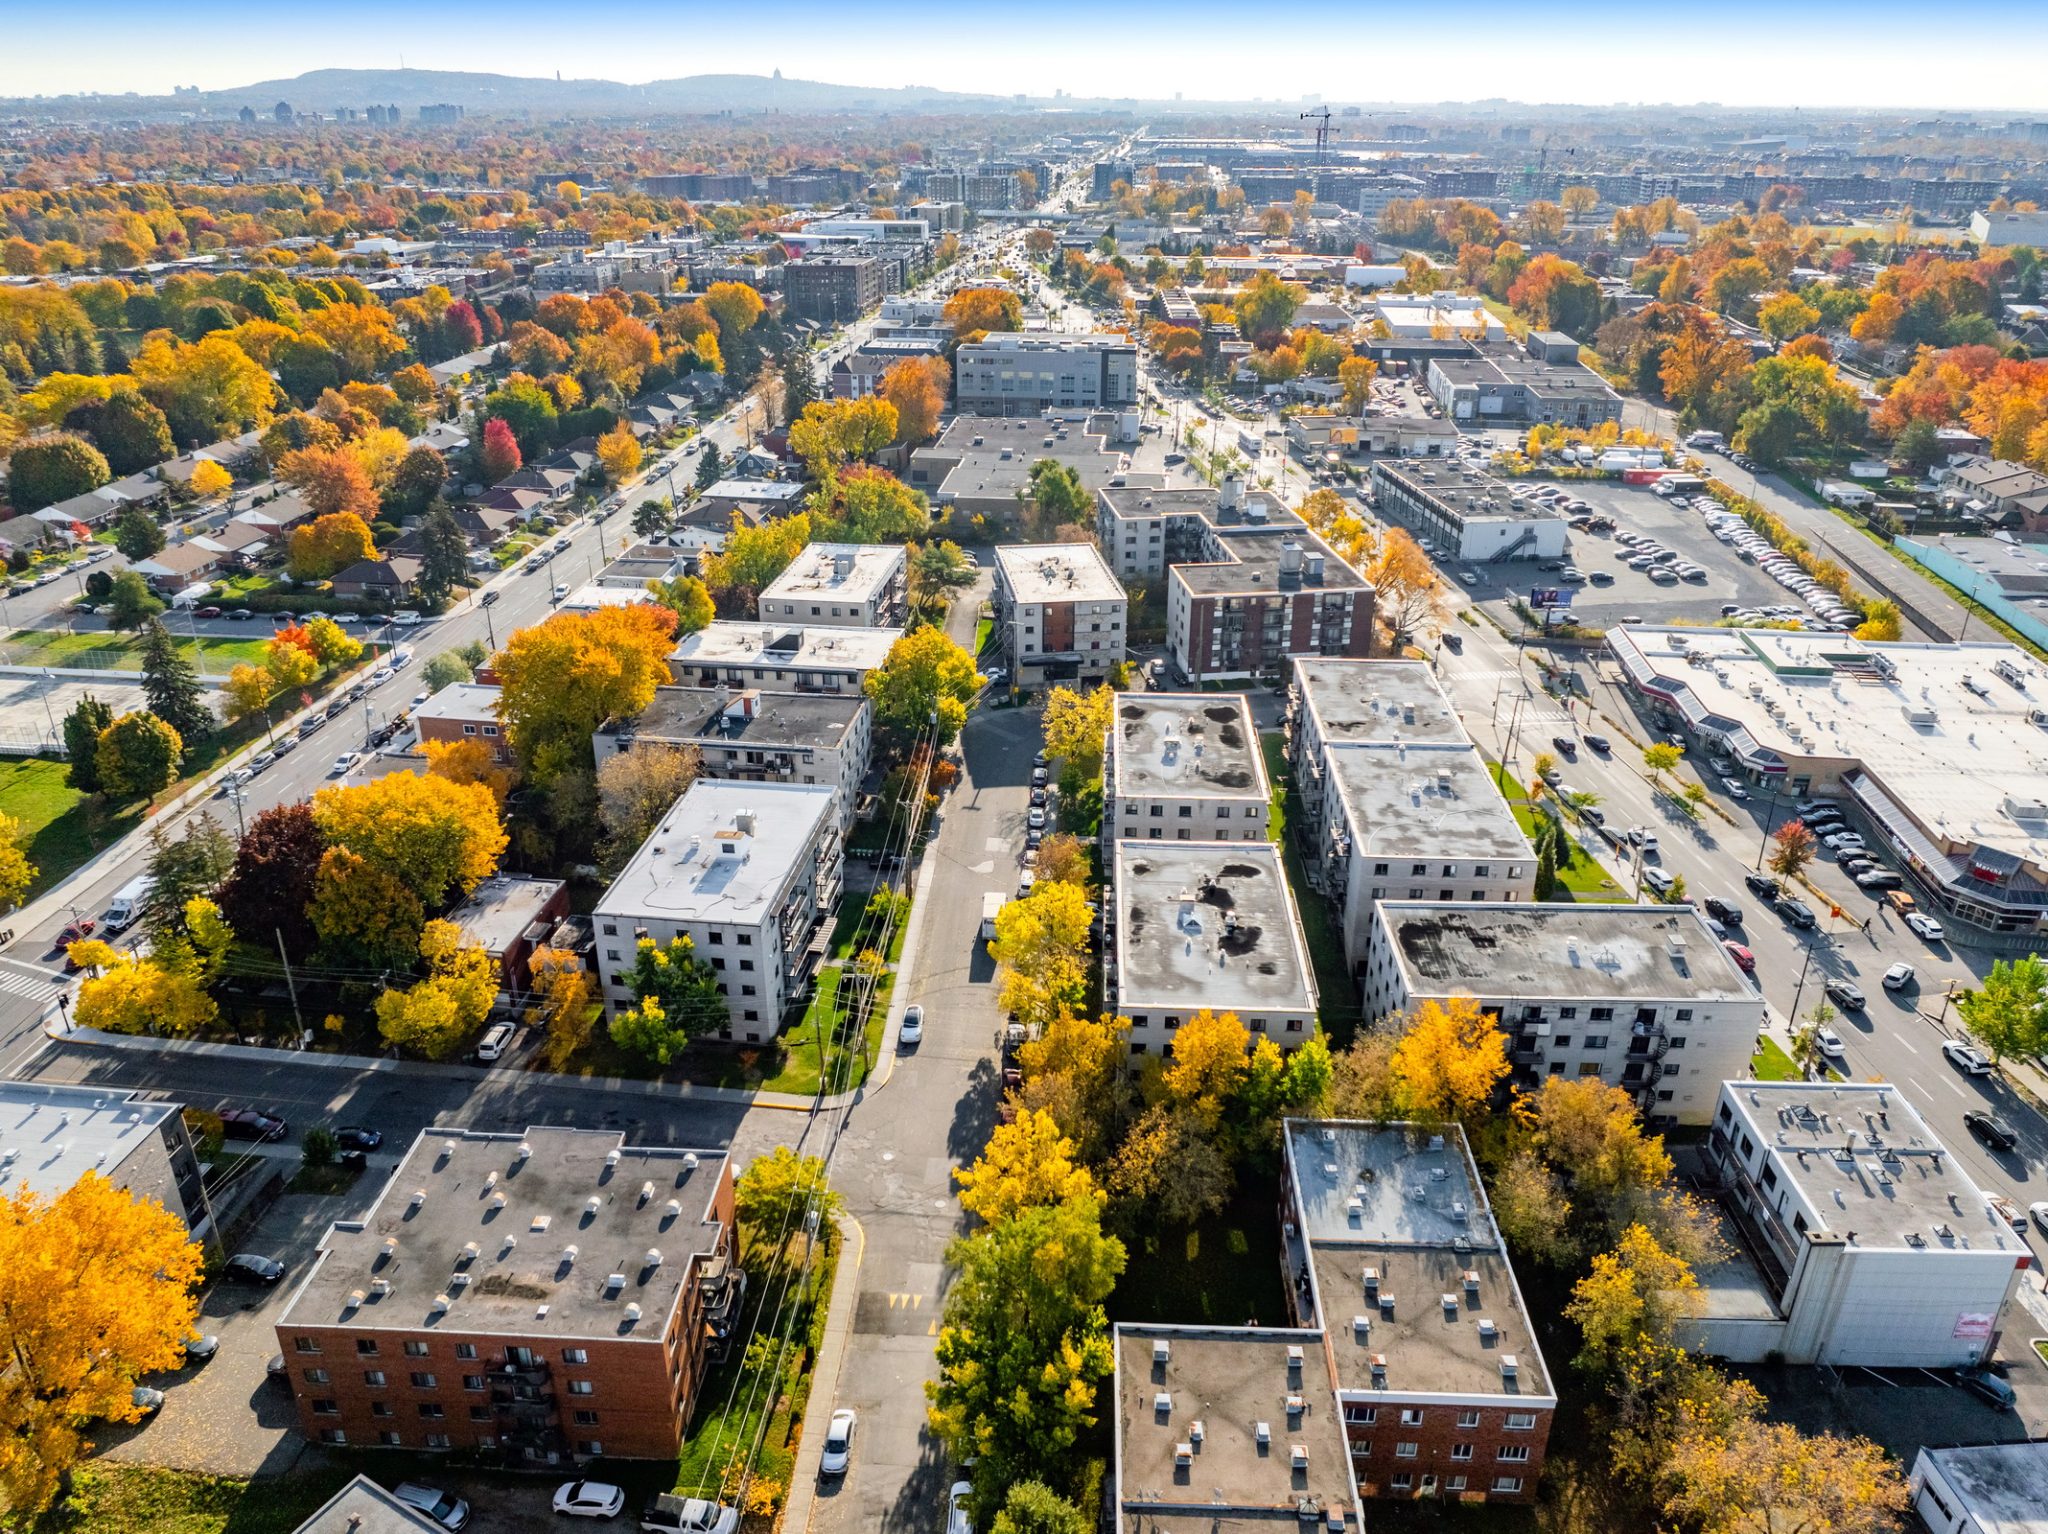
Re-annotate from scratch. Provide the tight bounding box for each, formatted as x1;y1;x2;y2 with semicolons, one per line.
1299;105;1332;165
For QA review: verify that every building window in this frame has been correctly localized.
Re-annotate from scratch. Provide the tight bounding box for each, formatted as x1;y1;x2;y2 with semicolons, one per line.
364;1371;386;1387
1578;1062;1603;1077
568;1380;595;1396
425;1434;452;1450
303;1368;329;1385
356;1340;379;1356
579;1441;604;1457
562;1348;589;1365
1344;1405;1377;1425
1400;1408;1424;1426
1373;863;1388;876
1505;1412;1537;1430
1583;1034;1608;1050
1447;1477;1468;1493
1498;1445;1531;1463
1350;1439;1373;1457
410;1372;437;1389
1392;1473;1413;1490
371;1402;394;1418
294;1337;320;1354
319;1428;346;1445
574;1410;600;1427
469;1404;493;1422
1396;1442;1419;1458
463;1375;485;1391
1456;1409;1480;1428
404;1341;429;1358
417;1403;445;1420
1451;1443;1475;1462
1493;1477;1524;1494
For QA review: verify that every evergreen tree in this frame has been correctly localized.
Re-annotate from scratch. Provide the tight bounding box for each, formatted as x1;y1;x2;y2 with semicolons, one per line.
1534;838;1557;901
416;505;470;606
779;339;819;426
141;813;235;949
61;693;114;793
695;440;724;490
138;619;211;758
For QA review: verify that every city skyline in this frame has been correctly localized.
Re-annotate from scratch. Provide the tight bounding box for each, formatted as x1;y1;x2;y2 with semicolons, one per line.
8;2;2048;112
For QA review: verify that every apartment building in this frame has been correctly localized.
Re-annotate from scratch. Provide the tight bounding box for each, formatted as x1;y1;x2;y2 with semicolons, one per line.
1095;479;1298;583
412;683;508;765
1110;839;1318;1058
1692;1081;2030;1364
784;256;887;325
757;543;907;629
1286;658;1469;835
0;1080;207;1235
593;686;872;832
669;622;901;698
1368;460;1568;564
1361;903;1757;1127
1167;528;1374;684
1280;1119;1555;1504
1103;692;1270;848
954;334;1139;416
275;1126;735;1465
991;543;1127;685
445;875;571;996
908;414;1140;525
592;781;842;1042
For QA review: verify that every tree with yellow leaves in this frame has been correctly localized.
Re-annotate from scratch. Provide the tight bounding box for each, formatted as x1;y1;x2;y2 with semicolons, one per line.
1158;1008;1251;1121
422;736;514;806
955;1108;1101;1225
1107;1105;1235;1226
188;459;232;499
1358;525;1446;647
595;422;643;483
375;918;498;1059
493;603;677;783
990;880;1094;1028
0;1172;203;1517
1661;1416;1907;1534
1337;354;1378;414
788;397;898;475
528;947;595;1070
312;770;506;907
1039;684;1115;779
1386;994;1508;1124
1565;1221;1701;1371
1016;1011;1130;1162
942;286;1024;338
66;897;232;1037
0;811;35;911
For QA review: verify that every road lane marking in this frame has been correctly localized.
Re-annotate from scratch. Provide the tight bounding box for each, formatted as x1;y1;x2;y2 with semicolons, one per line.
1894;1036;1918;1055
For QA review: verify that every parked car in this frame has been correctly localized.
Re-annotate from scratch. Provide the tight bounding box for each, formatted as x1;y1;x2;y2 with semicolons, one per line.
638;1496;737;1534
394;1483;471;1531
898;1005;924;1047
131;1384;165;1416
1905;911;1946;941
1964;1110;2019;1152
1703;897;1743;926
184;1332;221;1364
334;1126;383;1152
1957;1367;2018;1411
820;1408;857;1477
554;1482;628;1519
1744;873;1781;900
1775;896;1818;929
1718;776;1749;801
1721;942;1756;975
1028;807;1046;830
1943;1040;1995;1076
219;1108;288;1143
221;1252;288;1285
1815;1028;1846;1058
948;1483;974;1534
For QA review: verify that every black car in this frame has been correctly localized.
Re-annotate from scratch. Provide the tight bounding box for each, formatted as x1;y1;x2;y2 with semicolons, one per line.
1855;870;1904;891
1551;736;1578;757
1703;896;1743;926
480;589;500;607
1744;873;1782;900
1776;896;1818;928
219;1108;289;1143
1823;980;1867;1011
221;1253;288;1285
334;1126;383;1152
1964;1110;2019;1152
1582;735;1611;754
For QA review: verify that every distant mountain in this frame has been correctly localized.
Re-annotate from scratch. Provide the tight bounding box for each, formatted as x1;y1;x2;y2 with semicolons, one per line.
4;67;1000;116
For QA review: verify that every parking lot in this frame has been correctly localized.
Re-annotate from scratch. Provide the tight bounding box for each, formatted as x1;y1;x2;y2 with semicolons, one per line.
1532;479;1792;627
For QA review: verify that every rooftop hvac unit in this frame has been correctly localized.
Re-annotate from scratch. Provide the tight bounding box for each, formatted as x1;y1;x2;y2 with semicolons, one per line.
1378;1294;1396;1314
1174;1442;1193;1467
585;1196;602;1215
370;1277;391;1297
624;1302;642;1321
1478;1319;1498;1340
1500;1355;1519;1378
1441;1293;1460;1315
1154;1392;1172;1414
1256;1421;1272;1446
1353;1315;1370;1336
1286;1394;1307;1416
639;1181;655;1206
1287;1345;1304;1368
1189;1419;1205;1443
429;1294;449;1315
1154;1339;1171;1365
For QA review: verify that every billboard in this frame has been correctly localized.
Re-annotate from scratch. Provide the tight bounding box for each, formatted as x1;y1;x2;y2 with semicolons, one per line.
1529;587;1573;609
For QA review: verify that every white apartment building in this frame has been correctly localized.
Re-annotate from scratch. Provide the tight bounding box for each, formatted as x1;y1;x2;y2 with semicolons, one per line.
1361;902;1760;1128
991;543;1126;685
592;781;842;1044
1104;692;1270;848
1692;1081;2030;1364
954;334;1138;416
757;543;907;629
669;622;901;697
1095;480;1297;583
1110;839;1318;1059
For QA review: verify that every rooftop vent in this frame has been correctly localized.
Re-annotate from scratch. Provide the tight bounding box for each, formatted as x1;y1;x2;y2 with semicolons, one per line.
1369;1354;1387;1378
623;1302;642;1322
1463;1270;1481;1293
1154;1339;1171;1365
585;1196;602;1215
645;1248;663;1268
1353;1314;1370;1336
515;1141;532;1162
483;1170;498;1192
664;1199;682;1219
1500;1355;1519;1379
1256;1421;1271;1446
605;1149;622;1169
1153;1392;1172;1415
460;1241;480;1264
1292;1445;1310;1469
1478;1319;1498;1339
1174;1442;1193;1467
370;1277;391;1297
428;1294;449;1316
1286;1395;1307;1417
683;1153;700;1172
1378;1294;1396;1315
409;1189;427;1212
1287;1344;1304;1368
562;1244;578;1265
440;1139;457;1159
490;1192;507;1211
344;1288;366;1311
1441;1293;1460;1315
1189;1419;1205;1444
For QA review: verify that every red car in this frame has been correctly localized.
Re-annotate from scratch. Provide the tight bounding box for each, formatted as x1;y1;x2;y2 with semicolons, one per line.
194;605;222;618
1722;940;1755;975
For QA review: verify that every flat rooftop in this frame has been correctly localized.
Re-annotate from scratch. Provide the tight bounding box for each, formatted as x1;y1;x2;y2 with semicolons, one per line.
1916;1442;2048;1534
995;542;1126;605
595;779;834;926
448;875;564;955
1608;626;2048;869
1719;1082;2026;1255
701;478;807;503
1372;460;1562;525
1115;1327;1357;1528
1174;526;1367;598
1292;659;1469;746
1323;744;1531;861
601;686;865;751
0;1081;182;1202
1113;840;1317;1020
1098;484;1300;534
411;682;499;724
759;542;905;606
1433;348;1621;400
281;1127;726;1341
671;622;902;675
1377;901;1755;1002
1111;694;1269;802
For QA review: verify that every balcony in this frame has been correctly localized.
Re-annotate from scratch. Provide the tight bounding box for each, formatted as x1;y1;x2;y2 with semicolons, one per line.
493;1389;558;1421
487;1358;550;1387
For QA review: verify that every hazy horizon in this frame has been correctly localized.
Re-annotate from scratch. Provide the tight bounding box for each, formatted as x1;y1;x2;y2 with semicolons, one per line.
8;1;2048;113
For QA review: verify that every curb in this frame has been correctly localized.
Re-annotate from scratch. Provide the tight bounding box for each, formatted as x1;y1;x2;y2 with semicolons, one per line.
780;1213;866;1534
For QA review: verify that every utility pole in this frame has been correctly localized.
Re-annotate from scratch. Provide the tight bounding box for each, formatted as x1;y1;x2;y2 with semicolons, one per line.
277;929;306;1046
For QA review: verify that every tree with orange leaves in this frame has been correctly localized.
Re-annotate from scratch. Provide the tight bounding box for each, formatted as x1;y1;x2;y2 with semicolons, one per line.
943;286;1023;338
879;354;950;445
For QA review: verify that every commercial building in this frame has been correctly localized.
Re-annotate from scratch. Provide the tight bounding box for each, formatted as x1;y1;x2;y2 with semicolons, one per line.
1894;532;2048;654
1103;692;1270;848
1361;294;1507;342
0;1080;207;1234
757;543;907;629
1424;336;1624;430
411;683;509;766
446;875;572;996
1970;209;2048;247
1938;457;2048;528
1277;1119;1555;1504
1910;1442;2048;1534
1167;526;1374;684
954;334;1139;416
1369;460;1569;564
275;1126;735;1464
669;622;901;698
1362;903;1756;1127
784;256;887;325
693;479;809;527
1609;625;2048;951
1095;479;1298;583
991;543;1127;685
1689;1081;2029;1365
591;780;841;1041
593;686;873;832
1110;840;1318;1058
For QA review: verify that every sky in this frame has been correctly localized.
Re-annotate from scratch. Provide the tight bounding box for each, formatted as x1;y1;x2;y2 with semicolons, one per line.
7;1;2048;112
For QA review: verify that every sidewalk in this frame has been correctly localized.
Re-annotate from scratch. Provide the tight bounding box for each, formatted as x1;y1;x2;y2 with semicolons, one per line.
779;1213;865;1534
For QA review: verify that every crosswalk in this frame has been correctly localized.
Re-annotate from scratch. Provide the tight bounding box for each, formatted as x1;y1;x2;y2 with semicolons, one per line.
0;968;64;1005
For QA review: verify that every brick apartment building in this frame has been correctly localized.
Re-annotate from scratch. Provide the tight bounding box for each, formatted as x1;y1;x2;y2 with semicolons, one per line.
1167;526;1374;684
411;683;508;766
275;1126;738;1465
784;256;887;326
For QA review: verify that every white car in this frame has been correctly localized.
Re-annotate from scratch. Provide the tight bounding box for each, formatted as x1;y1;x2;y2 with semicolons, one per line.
1815;1028;1846;1058
898;1004;924;1047
393;1484;471;1530
552;1481;626;1519
947;1481;974;1534
820;1407;856;1477
370;665;395;684
1905;911;1945;942
1881;962;1915;991
412;689;430;707
2030;1201;2048;1236
1942;1039;1995;1076
1719;776;1749;801
329;753;359;777
1028;806;1047;830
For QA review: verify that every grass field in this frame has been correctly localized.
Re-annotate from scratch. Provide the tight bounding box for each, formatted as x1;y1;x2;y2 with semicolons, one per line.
26;1464;355;1534
2;628;272;674
0;757;147;901
1487;762;1624;900
1751;1036;1801;1081
1110;1182;1287;1328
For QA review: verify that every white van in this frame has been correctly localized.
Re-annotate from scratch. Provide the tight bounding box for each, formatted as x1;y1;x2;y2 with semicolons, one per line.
476;1023;515;1062
105;875;156;933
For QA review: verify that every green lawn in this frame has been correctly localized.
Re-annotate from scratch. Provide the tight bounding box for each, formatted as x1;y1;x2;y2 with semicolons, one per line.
974;615;994;657
1751;1036;1800;1081
26;1464;355;1534
1487;762;1623;900
1262;732;1359;1045
0;757;148;902
2;629;271;675
1110;1182;1287;1328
